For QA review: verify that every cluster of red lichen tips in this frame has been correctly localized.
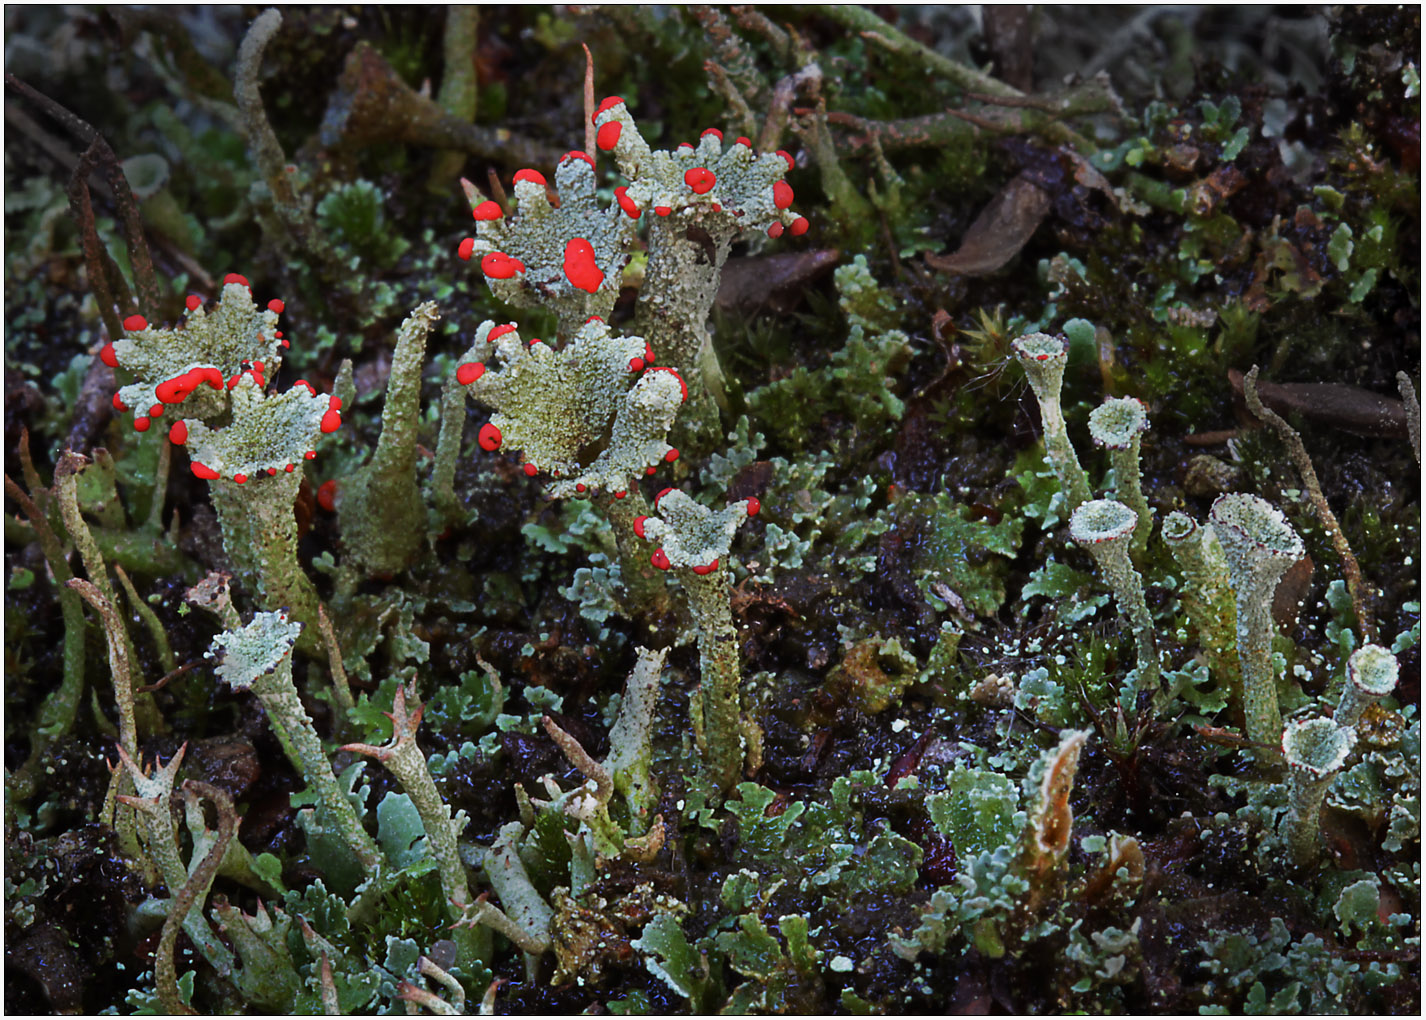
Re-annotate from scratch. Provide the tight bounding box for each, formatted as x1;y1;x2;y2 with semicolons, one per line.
454;318;684;498
634;489;760;575
98;273;342;484
455;95;809;283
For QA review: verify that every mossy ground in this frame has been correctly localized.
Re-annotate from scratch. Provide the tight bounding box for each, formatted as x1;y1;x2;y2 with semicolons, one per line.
4;6;1419;1014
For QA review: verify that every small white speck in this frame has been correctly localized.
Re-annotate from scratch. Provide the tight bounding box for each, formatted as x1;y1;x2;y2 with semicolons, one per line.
891;719;908;732
830;955;854;972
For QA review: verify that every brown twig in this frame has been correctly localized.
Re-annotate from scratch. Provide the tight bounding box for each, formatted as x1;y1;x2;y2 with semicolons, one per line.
582;42;596;158
1242;366;1376;644
155;781;238;1016
136;659;201;695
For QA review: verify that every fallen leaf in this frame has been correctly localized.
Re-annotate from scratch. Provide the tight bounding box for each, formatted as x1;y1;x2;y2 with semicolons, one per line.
925;173;1050;276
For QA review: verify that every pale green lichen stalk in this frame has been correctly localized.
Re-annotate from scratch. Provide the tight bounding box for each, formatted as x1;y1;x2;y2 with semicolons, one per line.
1209;493;1305;754
1336;643;1399;728
596;97;807;451
1087;396;1152;554
637;489;757;791
1280;717;1355;866
1069;500;1159;692
457;821;554;970
114;745;235;976
1011;332;1092;513
1161;510;1238;690
209;612;381;874
340;681;488;972
336;302;440;576
184;374;337;645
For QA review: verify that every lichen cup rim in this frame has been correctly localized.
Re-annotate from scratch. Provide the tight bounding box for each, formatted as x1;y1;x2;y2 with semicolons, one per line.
1161;509;1199;543
1088;396;1150;450
1209;492;1305;562
1011;331;1068;364
1070;498;1138;546
1281;716;1356;776
1348;643;1399;697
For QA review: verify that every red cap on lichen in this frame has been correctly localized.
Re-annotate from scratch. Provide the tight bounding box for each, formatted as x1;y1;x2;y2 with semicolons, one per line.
654;206;672;217
99;343;119;368
478;422;502;451
457;362;485;385
168;421;188;445
458;237;476;261
596;121;622;151
304;450;317;460
664;448;679;463
648;366;688;403
233;473;248;484
513;168;547;187
772;180;794;209
123;314;148;332
614;186;641;219
267;299;285;314
185;294;202;312
223;273;250;287
489;324;518;341
317;479;338;512
593;96;624;122
775;150;794;170
735;136;751;147
654;487;674;509
563;238;604;293
472;200;503;221
701;127;723;141
651;548;671;570
133;416;151;432
523;463;538;477
481;252;526;279
614;490;627;499
684;167;716;195
320;408;342;433
561;150;595;167
692;559;719;575
789;216;809;236
746;497;761;517
112;393;127;412
767;222;784;239
192;461;219;480
633;515;648;538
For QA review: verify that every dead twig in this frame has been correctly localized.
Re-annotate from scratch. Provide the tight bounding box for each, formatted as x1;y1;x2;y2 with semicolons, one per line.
1242;366;1376;645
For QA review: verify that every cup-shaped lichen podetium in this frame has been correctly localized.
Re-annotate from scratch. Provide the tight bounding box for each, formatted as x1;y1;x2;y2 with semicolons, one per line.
1209;493;1305;753
209;611;381;875
1280;717;1355;866
1087;396;1152;554
180;374;341;648
1011;332;1092;514
1070;499;1159;691
636;488;758;792
1336;643;1399;728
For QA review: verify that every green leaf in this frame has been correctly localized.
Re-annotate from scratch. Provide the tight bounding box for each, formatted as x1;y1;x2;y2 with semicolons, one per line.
727;783;807;861
927;768;1021;857
633;913;707;1001
375;792;432;872
1022;558;1092;599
